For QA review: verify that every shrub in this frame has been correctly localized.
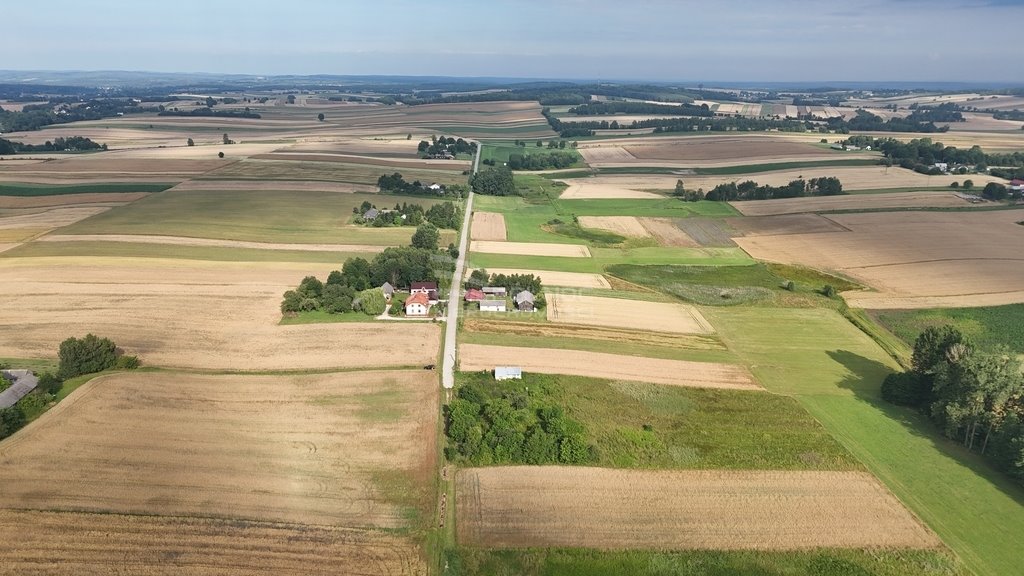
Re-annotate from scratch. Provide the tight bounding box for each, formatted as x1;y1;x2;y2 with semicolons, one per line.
881;371;932;408
821;284;837;298
37;372;63;395
355;287;386;316
114;355;141;370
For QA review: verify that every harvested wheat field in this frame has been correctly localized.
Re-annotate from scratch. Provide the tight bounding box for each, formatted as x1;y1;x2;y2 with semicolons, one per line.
638;217;699;246
727;214;849;237
735;210;1024;308
170;179;373;193
470;240;591;258
470;211;507;241
456;467;938;550
0;206;110;229
576;146;637;164
0;257;439;370
731;191;978;216
459;344;757;389
547;293;714;334
0;510;424;576
0;191;148;209
0;370;437;526
474;268;610;289
39;233;386;253
577;216;650;237
577;135;840;168
462;318;726;352
557;180;663;199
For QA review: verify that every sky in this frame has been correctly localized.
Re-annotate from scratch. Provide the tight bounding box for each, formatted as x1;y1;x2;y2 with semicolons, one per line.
6;0;1024;83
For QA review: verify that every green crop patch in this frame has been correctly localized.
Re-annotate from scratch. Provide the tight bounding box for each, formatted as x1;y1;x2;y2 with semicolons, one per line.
874;305;1024;355
0;182;175;196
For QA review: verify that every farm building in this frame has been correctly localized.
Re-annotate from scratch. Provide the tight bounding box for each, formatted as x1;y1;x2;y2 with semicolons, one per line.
481;286;507;297
1011;179;1024;192
381;282;395;301
494;366;522;381
404;292;432;317
411;281;440;303
0;370;39;409
428;183;443;192
465;288;485;302
480;299;507;312
363;208;380;220
515;290;536;312
933;162;949;172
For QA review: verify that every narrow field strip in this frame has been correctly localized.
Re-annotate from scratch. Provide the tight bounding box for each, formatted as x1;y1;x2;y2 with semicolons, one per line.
459;344;758;390
470;240;592;258
473;268;610;289
470;211;507;241
456;467;939;550
547;293;714;334
38;233;386;253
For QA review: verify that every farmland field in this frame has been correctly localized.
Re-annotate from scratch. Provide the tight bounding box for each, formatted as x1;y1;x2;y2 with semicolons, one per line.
730;190;979;216
458;343;758;390
457;467;937;550
0;369;437;574
470;211;507;241
470;240;592;258
0;257;440;370
546;293;714;334
576;216;649;237
874;304;1024;354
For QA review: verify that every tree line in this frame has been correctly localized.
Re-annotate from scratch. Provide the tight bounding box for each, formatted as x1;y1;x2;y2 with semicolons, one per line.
0;136;105;155
376;172;468;198
567;101;713;117
157;108;261;119
0;99;158;132
701;177;843;201
505;151;577;170
882;326;1024;486
445;379;596;465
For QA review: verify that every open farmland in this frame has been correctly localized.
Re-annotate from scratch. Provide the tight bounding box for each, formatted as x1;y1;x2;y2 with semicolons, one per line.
37;233;387;253
0;156;224;183
473;268;610;289
457;467;937;550
0;257;440;370
0;191;150;208
470;240;592;258
199;158;467;186
577;216;650;237
731;191;980;216
637;217;699;246
0;369;437;574
734;210;1024;308
578;135;848;168
557;180;663;199
470;211;507;241
56;189;456;245
459;344;758;390
547;293;714;334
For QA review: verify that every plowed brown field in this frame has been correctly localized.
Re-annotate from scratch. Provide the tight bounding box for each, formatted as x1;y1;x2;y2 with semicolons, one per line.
457;467;938;550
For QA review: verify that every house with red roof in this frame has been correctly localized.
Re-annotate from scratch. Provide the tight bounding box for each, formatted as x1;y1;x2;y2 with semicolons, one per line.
404;292;432;317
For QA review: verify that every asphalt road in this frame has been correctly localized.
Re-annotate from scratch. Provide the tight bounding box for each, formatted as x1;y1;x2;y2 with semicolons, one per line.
441;142;480;389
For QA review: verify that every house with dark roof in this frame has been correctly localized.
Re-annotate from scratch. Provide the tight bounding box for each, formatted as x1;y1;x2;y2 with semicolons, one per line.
411;281;440;303
514;290;535;312
363;208;380;220
0;370;39;409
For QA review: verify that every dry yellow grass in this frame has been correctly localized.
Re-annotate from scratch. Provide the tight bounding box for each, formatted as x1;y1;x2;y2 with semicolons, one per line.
470;240;591;258
474;268;610;289
456;467;939;550
547;293;714;334
557;180;663;199
734;210;1024;308
0;510;426;576
0;257;439;370
39;233;387;253
459;344;757;390
731;191;979;216
170;179;373;193
470;211;508;241
577;216;650;237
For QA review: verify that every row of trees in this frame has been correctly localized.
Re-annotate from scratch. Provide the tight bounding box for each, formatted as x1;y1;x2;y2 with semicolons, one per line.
505;151;577;170
376;172;467;198
417;135;476;158
567;101;713;117
882;326;1024;486
445;380;595;465
470;166;517;196
158;108;261;119
0;136;105;155
703;177;843;201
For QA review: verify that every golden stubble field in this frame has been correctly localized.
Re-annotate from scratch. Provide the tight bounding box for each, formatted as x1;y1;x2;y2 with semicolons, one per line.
459;344;758;390
0;369;438;574
0;257;440;370
734;210;1024;308
577;135;844;168
546;293;715;334
456;467;939;550
470;240;592;258
470;211;508;241
731;191;980;216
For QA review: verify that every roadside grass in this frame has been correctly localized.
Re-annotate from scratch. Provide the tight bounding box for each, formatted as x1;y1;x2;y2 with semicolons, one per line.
444;548;967;576
707;306;1024;576
0;241;372;264
873;304;1024;354
468;247;753;274
0;182;175;196
606;263;860;307
56;189;457;245
453;371;860;471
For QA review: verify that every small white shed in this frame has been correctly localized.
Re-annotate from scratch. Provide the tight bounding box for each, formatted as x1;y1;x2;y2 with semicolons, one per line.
494;367;522;381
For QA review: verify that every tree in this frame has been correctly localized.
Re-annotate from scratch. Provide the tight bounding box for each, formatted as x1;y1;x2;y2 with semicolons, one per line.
411;222;440;250
341;257;372;290
964;179;975;190
673;179;686;197
913;325;968;375
186;138;195;147
58;334;118;379
982;182;1008;201
317;113;325;122
218;151;225;158
222;133;231;145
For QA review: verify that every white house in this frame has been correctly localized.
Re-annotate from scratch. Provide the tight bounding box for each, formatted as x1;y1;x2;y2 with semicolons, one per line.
404;292;431;317
480;299;507;312
428;183;443;192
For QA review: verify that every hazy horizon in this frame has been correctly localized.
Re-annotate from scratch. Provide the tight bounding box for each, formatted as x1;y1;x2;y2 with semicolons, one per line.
6;0;1024;83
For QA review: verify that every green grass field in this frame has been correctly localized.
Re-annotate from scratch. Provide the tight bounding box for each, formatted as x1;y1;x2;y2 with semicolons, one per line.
56;189;457;245
468;246;753;274
0;182;175;196
0;240;373;264
445;548;967;576
454;371;859;471
707;307;1024;576
874;305;1024;354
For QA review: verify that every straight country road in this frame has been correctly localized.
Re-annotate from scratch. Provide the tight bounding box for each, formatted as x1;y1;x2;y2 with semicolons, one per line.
441;141;480;389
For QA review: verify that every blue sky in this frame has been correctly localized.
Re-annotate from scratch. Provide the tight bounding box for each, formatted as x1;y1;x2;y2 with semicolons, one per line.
6;0;1024;82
